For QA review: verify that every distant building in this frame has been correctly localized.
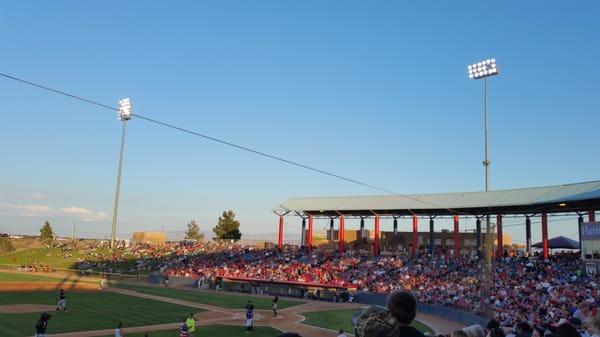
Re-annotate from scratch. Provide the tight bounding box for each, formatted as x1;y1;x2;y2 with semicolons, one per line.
132;232;166;246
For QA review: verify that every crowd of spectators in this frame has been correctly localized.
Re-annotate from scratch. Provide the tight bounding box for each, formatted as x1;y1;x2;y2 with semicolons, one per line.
157;246;599;327
71;241;600;332
74;240;238;274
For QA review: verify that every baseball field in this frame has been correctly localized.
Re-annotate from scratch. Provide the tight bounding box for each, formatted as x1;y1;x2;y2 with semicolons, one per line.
0;270;434;337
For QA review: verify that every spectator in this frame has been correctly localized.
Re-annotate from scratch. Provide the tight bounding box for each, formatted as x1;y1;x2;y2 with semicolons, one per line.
516;322;533;337
574;304;591;324
489;328;506;337
463;325;485;337
556;323;580;337
487;320;501;332
387;290;424;337
570;318;589;337
452;330;470;337
355;305;400;337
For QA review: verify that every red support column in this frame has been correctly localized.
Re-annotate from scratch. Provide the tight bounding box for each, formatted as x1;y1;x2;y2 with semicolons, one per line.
277;215;284;250
453;215;459;257
374;216;380;256
412;215;418;256
307;215;313;251
339;215;345;253
541;212;549;259
589;210;596;222
497;214;503;257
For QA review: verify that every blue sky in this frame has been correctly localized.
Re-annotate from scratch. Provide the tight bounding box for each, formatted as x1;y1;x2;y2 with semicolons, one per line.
0;1;598;243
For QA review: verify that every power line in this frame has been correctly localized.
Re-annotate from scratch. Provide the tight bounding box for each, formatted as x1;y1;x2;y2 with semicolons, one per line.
132;114;400;196
1;72;395;195
0;71;494;220
0;73;117;111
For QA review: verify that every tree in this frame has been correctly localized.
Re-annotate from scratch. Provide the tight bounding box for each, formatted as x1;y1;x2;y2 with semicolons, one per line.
212;210;242;241
0;236;14;254
39;220;55;245
184;220;204;241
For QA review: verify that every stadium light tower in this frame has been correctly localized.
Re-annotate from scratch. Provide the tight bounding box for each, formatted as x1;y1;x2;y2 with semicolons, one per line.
468;58;499;317
467;58;499;192
110;98;132;249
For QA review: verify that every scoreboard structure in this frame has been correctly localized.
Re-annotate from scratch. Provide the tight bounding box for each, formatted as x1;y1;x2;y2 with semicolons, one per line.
580;222;600;276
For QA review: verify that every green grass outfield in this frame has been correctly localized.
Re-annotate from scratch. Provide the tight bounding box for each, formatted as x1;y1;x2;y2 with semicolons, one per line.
0;248;82;269
301;308;434;335
98;324;282;337
116;283;304;310
0;271;65;283
0;291;201;337
0;271;98;285
0;247;145;274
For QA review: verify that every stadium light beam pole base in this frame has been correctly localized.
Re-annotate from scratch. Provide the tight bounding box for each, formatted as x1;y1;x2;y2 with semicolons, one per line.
110;98;132;249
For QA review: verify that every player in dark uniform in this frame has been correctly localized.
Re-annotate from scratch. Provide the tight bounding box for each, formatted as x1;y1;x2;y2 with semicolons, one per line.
245;300;255;332
56;289;67;312
35;312;51;337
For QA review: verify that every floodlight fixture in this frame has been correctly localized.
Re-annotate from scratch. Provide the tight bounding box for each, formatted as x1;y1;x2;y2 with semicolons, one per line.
467;58;499;80
118;98;132;121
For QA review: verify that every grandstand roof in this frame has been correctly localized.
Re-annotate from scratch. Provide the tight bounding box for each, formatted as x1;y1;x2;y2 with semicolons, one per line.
277;180;600;217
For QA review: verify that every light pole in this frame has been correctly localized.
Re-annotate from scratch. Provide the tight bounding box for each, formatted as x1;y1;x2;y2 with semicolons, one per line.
110;98;132;249
468;58;499;192
72;223;76;244
467;58;499;316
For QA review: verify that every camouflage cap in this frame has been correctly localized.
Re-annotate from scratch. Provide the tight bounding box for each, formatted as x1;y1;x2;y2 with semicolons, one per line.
355;305;400;337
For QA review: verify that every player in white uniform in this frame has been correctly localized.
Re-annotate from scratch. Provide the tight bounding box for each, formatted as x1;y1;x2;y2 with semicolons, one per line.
115;322;124;337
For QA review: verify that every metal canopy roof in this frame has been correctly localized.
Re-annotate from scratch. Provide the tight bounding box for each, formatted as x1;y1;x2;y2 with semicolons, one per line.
277;180;600;217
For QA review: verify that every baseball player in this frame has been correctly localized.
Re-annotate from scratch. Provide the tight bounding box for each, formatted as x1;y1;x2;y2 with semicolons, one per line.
35;312;51;337
115;322;125;337
186;313;196;337
245;300;254;333
272;296;279;317
56;289;67;312
179;318;189;337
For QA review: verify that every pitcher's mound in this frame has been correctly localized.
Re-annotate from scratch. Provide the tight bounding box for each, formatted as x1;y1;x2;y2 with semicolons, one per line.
0;304;56;313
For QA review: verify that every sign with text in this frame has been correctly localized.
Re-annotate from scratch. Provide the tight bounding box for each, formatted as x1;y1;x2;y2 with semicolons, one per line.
581;222;600;261
581;222;600;239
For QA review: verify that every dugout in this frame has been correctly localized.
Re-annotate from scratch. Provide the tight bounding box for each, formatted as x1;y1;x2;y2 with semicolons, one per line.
213;276;357;301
